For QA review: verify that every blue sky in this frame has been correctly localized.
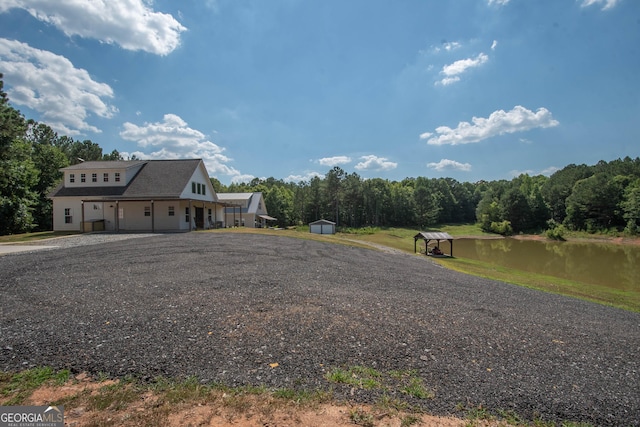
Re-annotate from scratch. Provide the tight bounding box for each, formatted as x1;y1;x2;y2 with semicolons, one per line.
0;0;638;185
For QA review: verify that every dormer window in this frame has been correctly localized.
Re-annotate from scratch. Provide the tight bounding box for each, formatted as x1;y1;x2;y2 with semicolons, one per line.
92;173;97;183
69;173;75;183
115;172;120;182
81;173;86;183
103;173;109;182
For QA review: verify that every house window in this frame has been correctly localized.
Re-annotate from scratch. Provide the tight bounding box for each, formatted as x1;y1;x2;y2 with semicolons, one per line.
144;206;151;217
197;183;202;195
185;207;190;223
92;173;97;182
81;173;86;183
103;173;109;182
69;173;75;183
202;185;206;196
168;206;175;216
192;182;196;193
64;208;72;224
115;172;121;182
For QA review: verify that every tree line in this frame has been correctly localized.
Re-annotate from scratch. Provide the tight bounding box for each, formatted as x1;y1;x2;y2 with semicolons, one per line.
222;157;640;238
2;74;639;236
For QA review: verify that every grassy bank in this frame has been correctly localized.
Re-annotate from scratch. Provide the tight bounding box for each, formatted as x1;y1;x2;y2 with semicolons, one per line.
333;225;640;312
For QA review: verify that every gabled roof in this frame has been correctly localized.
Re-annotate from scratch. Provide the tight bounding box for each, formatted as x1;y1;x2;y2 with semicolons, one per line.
310;219;336;225
50;159;209;200
217;192;266;215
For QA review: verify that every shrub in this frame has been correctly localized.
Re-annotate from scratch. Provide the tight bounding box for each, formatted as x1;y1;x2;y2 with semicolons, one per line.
490;220;512;236
546;224;566;241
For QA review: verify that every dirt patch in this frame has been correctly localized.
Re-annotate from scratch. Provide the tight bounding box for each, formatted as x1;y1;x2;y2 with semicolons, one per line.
10;374;497;427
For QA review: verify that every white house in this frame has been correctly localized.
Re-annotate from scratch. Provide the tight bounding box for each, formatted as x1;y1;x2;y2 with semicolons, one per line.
216;192;276;228
49;159;226;232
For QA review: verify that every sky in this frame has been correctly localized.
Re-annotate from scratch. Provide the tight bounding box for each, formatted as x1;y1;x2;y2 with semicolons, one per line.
0;0;638;185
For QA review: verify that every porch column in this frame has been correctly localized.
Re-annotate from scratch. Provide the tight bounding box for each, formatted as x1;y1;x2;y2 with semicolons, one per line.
151;200;155;233
81;201;85;233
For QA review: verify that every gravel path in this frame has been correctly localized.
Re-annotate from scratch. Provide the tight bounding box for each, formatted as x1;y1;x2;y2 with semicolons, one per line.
1;232;638;426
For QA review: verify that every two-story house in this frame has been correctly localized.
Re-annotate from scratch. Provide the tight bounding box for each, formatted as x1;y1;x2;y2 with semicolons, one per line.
49;159;226;232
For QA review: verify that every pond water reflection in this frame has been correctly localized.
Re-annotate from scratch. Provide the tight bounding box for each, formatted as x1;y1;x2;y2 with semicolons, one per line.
454;238;640;291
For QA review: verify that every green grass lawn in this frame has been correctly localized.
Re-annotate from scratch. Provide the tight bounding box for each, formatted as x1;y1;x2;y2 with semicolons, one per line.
0;231;78;244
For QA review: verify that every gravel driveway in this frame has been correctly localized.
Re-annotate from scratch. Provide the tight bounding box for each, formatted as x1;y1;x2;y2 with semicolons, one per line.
1;232;638;425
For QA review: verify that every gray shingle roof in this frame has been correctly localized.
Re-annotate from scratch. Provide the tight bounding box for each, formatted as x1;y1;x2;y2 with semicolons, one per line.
50;159;205;199
123;159;201;198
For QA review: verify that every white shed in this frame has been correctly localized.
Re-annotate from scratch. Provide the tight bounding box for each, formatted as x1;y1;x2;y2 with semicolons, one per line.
309;219;336;234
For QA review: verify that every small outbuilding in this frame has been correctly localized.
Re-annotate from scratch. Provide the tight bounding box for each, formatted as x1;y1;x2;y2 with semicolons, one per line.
414;231;454;257
309;219;336;235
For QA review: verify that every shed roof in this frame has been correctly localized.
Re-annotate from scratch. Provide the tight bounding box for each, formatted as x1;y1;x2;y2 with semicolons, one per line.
413;231;454;240
217;193;253;201
309;219;336;225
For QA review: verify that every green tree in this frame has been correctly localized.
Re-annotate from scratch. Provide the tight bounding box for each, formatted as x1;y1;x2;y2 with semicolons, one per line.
0;140;39;234
541;164;593;223
70;140;103;163
102;149;123;161
413;177;440;227
389;180;415;226
264;185;294;227
564;173;625;231
341;173;364;227
621;178;640;234
324;167;345;225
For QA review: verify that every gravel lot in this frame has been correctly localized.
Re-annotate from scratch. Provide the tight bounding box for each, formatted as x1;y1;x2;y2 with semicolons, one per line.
1;232;638;425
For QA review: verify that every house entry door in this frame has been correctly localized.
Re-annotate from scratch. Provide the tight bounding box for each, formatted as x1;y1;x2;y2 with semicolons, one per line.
195;207;204;230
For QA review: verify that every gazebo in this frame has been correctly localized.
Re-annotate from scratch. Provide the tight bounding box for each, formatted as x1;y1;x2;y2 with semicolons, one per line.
413;231;454;257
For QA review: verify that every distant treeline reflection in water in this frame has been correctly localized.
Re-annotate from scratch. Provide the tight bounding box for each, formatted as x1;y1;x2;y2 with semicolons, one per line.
455;238;639;291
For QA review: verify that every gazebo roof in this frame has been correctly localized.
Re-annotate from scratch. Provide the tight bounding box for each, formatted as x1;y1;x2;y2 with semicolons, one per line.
413;231;454;240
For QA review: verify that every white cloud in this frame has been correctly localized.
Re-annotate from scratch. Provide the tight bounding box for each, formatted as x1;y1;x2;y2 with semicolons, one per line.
318;156;352;167
120;114;243;180
437;53;488;86
428;41;462;55
283;171;323;183
579;0;620;10
488;0;510;5
541;166;560;176
427;159;472;172
354;155;397;171
491;40;498;50
423;106;559;146
230;174;256;184
438;76;461;86
0;0;186;55
509;167;560;178
0;38;116;135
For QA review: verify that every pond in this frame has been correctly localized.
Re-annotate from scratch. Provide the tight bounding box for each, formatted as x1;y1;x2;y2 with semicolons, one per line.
453;238;640;292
